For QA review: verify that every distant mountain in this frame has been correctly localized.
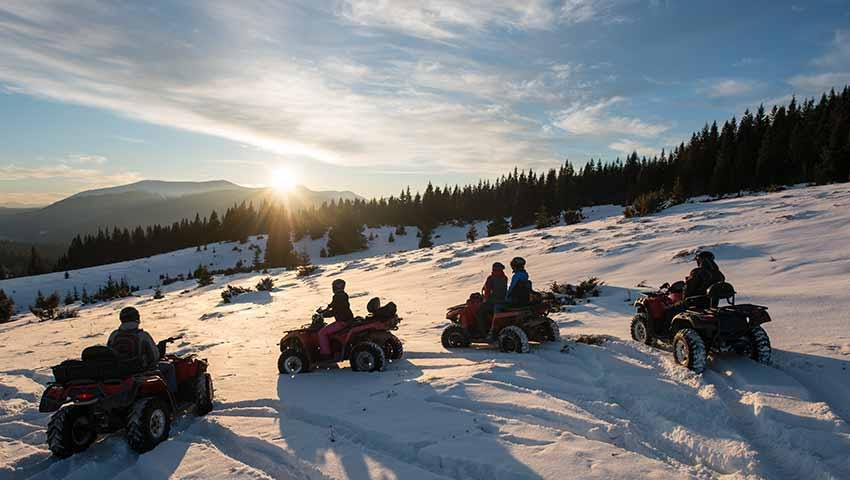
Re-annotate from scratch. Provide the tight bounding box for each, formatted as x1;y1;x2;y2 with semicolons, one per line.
0;180;362;244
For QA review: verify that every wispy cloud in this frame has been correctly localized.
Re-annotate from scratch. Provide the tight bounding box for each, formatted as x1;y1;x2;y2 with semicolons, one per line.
609;139;661;157
552;97;669;138
703;79;757;98
813;30;850;69
64;154;108;165
0;163;136;183
788;72;850;92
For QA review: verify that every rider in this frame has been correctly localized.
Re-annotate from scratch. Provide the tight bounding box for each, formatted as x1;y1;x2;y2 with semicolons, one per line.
107;307;177;393
666;251;726;320
318;279;354;359
684;251;725;299
475;262;507;334
489;257;532;339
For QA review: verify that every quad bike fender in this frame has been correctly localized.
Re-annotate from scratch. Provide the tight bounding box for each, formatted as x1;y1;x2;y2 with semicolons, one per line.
671;313;712;335
39;384;66;413
280;334;306;352
137;377;175;414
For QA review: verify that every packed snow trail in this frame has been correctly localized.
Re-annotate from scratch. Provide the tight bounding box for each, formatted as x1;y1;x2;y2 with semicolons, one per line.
1;183;850;479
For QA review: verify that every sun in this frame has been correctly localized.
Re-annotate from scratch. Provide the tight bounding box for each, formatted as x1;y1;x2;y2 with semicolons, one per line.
270;168;297;193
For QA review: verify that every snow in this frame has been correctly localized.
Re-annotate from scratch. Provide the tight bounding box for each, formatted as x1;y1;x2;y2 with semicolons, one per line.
2;183;850;479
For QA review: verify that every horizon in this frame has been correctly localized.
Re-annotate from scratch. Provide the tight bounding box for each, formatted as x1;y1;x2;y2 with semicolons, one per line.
2;1;850;207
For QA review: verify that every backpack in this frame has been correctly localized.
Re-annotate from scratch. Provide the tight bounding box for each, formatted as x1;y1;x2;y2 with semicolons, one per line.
109;330;141;360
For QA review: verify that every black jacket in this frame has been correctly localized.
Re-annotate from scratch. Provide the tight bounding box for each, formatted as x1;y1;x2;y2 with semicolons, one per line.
324;291;354;323
684;261;725;298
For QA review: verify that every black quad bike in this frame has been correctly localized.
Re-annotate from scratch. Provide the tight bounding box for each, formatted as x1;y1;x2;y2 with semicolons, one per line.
631;281;772;373
39;336;214;458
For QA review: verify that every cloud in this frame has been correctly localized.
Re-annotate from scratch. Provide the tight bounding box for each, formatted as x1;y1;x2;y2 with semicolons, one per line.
609;139;661;157
813;30;850;69
64;154;108;165
338;0;559;41
561;0;627;24
788;72;850;92
0;163;136;183
0;1;564;175
704;79;757;98
552;97;669;138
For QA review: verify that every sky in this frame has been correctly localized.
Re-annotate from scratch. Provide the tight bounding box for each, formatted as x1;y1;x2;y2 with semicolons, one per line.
1;1;849;207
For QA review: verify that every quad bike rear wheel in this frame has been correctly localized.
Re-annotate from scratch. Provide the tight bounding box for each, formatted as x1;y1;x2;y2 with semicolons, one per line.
279;348;311;375
47;406;96;458
350;341;386;372
441;325;471;349
384;334;404;361
673;328;706;373
630;314;654;346
499;326;530;353
126;397;171;453
195;373;214;416
747;326;771;365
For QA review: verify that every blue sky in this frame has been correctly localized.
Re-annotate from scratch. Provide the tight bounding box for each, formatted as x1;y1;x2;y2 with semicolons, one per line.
1;0;849;207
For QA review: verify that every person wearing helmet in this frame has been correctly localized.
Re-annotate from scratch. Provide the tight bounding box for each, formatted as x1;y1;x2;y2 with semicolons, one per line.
475;262;508;335
488;257;533;339
318;279;354;358
107;307;177;392
506;257;532;307
684;251;725;298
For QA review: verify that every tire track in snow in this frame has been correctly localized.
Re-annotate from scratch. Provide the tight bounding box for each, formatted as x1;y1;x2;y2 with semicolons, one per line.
705;360;850;480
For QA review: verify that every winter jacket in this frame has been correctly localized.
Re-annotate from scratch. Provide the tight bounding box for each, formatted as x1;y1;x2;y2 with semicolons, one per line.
482;271;508;303
506;270;532;307
107;322;160;368
684;260;726;298
324;291;354;323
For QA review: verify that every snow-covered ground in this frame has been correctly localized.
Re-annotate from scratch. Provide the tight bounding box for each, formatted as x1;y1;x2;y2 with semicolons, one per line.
1;183;849;479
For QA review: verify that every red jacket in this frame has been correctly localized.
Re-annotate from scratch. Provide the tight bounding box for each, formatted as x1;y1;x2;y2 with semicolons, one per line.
482;270;508;302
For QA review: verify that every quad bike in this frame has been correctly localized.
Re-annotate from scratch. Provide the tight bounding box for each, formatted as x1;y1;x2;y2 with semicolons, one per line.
441;292;560;353
631;281;772;373
39;335;213;458
278;298;403;375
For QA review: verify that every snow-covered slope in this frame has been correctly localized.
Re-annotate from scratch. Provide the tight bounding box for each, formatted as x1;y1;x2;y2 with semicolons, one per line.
1;184;849;479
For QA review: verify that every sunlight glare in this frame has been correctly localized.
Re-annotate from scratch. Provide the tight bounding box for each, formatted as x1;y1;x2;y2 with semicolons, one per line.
271;167;297;193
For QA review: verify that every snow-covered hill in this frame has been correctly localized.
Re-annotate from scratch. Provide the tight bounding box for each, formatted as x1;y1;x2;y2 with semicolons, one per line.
1;184;849;479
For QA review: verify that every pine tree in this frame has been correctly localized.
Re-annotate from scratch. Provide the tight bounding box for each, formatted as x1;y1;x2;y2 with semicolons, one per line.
27;247;46;276
418;225;434;248
534;206;556;229
265;207;296;268
487;217;510;236
195;265;213;287
64;291;75;306
388;232;395;243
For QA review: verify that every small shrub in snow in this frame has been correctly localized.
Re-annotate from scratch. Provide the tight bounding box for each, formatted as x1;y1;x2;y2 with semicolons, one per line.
0;290;14;323
297;265;320;277
624;189;670;218
395;225;407;236
256;277;274;291
30;291;60;321
550;278;604;300
64;291;75;306
195;265;214;287
534;207;557;229
465;224;478;243
486;217;510;236
221;285;252;303
388;232;395;243
55;308;79;320
153;288;164;300
418;226;434;248
320;247;328;258
563;209;583;225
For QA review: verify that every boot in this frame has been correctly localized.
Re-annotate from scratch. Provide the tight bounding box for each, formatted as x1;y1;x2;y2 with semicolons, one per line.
486;328;498;343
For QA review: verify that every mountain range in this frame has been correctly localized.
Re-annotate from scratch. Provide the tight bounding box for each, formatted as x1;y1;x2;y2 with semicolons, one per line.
0;180;361;244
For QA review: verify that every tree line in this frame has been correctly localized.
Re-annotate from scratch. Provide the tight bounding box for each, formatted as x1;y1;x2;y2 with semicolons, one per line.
3;86;848;277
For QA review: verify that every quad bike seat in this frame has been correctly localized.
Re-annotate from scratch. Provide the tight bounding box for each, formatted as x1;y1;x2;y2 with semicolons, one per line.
366;297;398;319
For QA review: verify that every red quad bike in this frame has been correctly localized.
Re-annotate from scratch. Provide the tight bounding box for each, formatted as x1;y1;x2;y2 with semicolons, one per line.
441;292;560;353
277;298;403;375
631;281;772;373
39;335;214;458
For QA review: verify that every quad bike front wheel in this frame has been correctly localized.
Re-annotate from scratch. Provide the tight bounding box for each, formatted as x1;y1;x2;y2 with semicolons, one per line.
350;341;386;372
630;314;654;346
545;318;560;342
672;328;706;373
126;398;171;453
499;326;530;353
441;325;471;349
195;373;214;416
384;334;404;361
279;348;310;375
747;326;771;365
47;406;96;458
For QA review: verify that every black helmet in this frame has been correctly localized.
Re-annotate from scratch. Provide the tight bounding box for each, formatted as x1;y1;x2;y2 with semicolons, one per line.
119;306;140;324
332;278;346;292
695;251;715;263
509;257;526;270
492;262;505;271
